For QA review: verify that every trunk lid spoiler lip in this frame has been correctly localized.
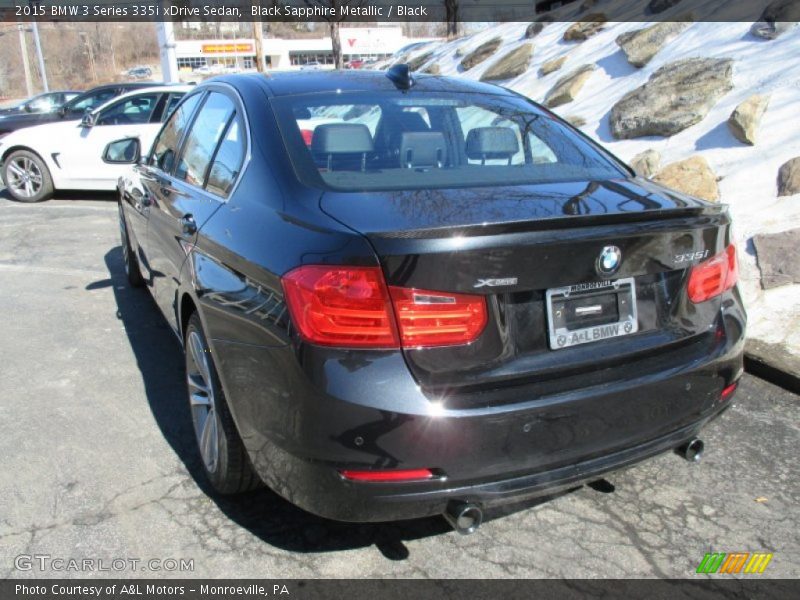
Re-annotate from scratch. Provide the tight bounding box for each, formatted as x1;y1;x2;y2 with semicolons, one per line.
367;205;727;240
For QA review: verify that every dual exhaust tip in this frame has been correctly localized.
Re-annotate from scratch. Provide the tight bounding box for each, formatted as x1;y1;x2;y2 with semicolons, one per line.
442;437;704;534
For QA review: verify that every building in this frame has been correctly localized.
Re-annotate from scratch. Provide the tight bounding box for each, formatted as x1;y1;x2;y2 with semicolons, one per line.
174;27;437;72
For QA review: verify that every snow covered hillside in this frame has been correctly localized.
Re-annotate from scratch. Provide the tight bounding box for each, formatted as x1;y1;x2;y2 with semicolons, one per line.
400;21;800;356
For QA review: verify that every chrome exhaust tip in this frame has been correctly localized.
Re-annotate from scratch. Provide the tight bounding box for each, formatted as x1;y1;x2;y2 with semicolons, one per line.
443;501;483;535
676;438;704;462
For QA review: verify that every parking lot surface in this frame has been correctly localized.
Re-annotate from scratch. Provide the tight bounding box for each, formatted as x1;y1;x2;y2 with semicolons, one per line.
0;193;798;578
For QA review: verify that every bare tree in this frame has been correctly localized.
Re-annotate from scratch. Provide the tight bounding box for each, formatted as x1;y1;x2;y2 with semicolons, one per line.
303;0;364;69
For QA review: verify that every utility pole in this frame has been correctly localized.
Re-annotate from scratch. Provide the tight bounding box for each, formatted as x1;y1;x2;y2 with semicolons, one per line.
17;24;34;96
156;21;180;83
253;20;266;73
31;21;48;92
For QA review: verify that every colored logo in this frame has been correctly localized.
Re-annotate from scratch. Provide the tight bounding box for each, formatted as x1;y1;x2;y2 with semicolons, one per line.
596;245;622;277
696;552;773;574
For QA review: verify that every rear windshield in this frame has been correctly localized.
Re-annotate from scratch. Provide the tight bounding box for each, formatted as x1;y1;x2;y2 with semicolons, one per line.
270;91;626;192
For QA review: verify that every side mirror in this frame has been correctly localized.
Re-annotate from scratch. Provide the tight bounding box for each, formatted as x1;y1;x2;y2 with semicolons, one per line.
58;106;67;118
81;112;96;128
24;103;34;113
103;137;141;164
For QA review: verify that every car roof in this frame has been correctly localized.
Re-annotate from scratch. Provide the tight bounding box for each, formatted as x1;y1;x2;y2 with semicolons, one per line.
216;70;517;99
90;85;192;115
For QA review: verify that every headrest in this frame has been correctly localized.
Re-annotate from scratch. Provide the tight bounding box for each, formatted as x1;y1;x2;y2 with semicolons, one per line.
465;127;519;161
311;123;374;155
400;131;447;168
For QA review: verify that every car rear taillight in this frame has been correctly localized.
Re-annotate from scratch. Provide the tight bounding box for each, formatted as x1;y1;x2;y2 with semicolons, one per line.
300;129;313;146
281;265;487;349
687;244;738;303
389;287;487;347
340;468;435;482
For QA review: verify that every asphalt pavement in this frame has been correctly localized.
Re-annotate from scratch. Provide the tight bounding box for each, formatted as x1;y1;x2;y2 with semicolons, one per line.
0;192;798;578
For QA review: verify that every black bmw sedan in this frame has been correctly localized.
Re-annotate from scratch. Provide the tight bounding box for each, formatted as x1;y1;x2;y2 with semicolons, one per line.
113;68;745;533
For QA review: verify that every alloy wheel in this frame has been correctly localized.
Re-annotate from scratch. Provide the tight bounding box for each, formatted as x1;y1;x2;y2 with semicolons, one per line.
186;330;220;473
6;156;43;199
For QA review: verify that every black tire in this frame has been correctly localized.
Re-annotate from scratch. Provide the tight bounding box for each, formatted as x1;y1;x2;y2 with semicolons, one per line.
118;202;145;287
184;312;261;494
2;149;54;203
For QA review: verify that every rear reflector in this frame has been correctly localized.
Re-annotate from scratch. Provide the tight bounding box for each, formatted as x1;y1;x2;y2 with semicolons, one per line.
340;468;435;482
281;265;487;348
721;381;738;401
687;244;738;303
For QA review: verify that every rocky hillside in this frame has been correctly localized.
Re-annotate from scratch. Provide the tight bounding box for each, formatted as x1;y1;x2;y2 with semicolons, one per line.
395;20;800;358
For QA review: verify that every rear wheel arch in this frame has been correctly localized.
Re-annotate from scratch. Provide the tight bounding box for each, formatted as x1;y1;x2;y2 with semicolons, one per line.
179;293;198;342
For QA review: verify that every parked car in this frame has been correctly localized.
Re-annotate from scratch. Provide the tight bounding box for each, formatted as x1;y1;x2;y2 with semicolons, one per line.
127;66;153;79
344;59;365;70
111;70;744;532
0;86;189;202
0;82;165;136
0;91;80;116
300;61;322;70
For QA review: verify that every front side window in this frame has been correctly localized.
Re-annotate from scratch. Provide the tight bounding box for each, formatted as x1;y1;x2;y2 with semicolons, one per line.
150;92;204;174
96;94;161;126
67;89;117;114
174;92;235;188
271;91;625;192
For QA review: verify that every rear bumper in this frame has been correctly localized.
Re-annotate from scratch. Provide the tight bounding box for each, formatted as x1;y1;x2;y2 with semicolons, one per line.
212;297;745;523
247;408;730;522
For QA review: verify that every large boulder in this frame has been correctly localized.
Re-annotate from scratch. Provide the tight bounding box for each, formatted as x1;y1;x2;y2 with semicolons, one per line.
728;94;770;145
629;149;661;178
609;57;734;139
653;156;719;201
460;38;502;70
539;54;567;76
778;157;800;196
563;14;607;42
480;43;533;81
407;51;433;72
524;22;545;39
751;0;800;39
615;22;691;68
753;229;800;289
544;64;596;108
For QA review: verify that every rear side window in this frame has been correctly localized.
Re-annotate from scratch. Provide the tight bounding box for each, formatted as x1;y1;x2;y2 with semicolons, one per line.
205;116;246;198
272;91;625;192
150;92;203;174
174;92;235;187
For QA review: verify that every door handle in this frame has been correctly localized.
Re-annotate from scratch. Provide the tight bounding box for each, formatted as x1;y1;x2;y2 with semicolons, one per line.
181;214;197;236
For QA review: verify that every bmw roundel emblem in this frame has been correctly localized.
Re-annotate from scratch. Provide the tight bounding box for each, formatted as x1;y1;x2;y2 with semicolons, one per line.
596;245;622;277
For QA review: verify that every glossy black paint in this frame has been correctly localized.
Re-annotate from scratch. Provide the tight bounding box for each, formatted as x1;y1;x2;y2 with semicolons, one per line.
0;83;161;135
118;71;745;523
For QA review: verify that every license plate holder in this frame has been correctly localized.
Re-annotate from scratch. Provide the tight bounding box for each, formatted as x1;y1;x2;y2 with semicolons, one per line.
546;278;638;350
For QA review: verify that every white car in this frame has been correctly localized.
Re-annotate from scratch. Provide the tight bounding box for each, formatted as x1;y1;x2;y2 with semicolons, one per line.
0;85;190;202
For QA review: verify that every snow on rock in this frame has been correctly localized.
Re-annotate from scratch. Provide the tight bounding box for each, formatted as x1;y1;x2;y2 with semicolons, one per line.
402;21;800;356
